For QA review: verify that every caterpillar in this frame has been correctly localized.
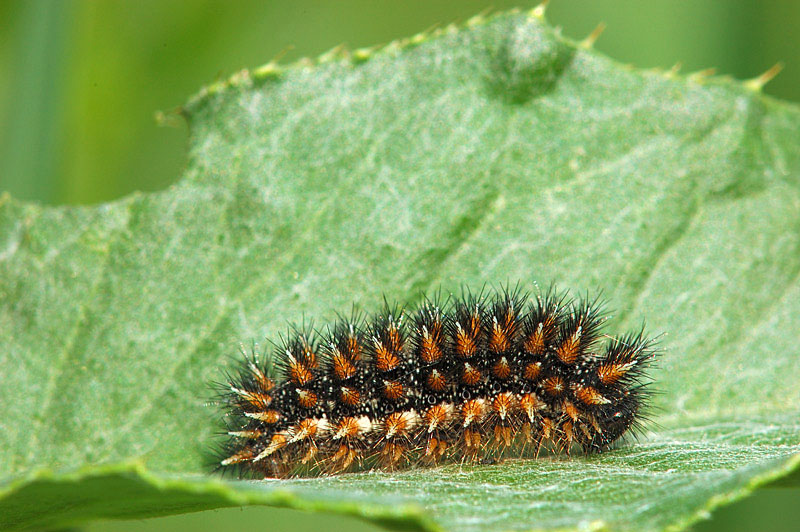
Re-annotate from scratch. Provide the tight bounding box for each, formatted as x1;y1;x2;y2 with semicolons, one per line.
212;286;657;478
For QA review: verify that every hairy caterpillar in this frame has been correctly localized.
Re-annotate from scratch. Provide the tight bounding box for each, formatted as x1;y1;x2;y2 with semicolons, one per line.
212;286;657;478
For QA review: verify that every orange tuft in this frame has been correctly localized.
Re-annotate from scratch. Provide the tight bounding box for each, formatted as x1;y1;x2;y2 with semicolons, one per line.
345;334;362;361
374;342;402;372
424;437;448;461
288;360;314;386
492;392;516;421
386;324;404;352
574;385;611;405
296;388;318;409
420;331;443;363
563;400;580;422
469;310;481;336
463;428;481;455
454;328;477;358
597;361;635;384
524;329;545;354
563;420;574;451
331;444;358;471
298;339;317;368
384;410;417;438
248;364;275;392
424;436;442;459
461;398;485;427
543;376;565;396
541;417;553;441
556;328;581;364
521;422;533;443
494;424;514;447
332;444;348;461
300;445;318;464
244;410;281;423
384;413;405;438
220;448;255;466
231;387;273;409
524;316;555;354
290;417;324;442
381;441;405;467
523;361;541;381
331;352;357;380
339;386;361;406
254;433;288;461
332;417;361;439
461;362;482;386
423;403;451;433
492;356;512;379
426;369;447;392
519;393;544;422
383;379;404;400
488;319;512;354
454;312;481;358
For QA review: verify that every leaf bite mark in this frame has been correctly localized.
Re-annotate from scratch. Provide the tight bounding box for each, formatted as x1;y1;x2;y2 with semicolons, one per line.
485;16;574;104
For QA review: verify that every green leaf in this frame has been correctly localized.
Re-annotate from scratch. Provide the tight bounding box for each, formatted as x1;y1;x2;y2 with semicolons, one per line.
2;7;799;531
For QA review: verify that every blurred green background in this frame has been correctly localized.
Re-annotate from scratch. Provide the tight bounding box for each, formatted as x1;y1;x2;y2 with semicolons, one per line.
2;0;800;206
2;1;798;531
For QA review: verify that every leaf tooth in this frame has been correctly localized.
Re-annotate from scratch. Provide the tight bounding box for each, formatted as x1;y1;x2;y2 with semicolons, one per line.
580;22;606;49
529;0;549;20
745;63;784;92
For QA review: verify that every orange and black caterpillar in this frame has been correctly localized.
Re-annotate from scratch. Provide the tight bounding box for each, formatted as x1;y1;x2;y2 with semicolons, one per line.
212;286;657;478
